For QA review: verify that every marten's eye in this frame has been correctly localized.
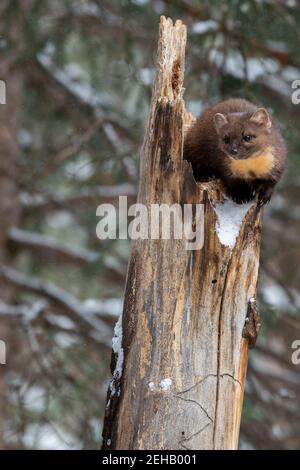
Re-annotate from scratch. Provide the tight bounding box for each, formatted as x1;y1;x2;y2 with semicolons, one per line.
243;134;254;142
223;135;230;144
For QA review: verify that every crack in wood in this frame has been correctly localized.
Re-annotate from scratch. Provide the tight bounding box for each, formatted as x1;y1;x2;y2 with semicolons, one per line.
179;422;211;450
177;374;217;394
177;372;241;396
176;394;213;423
220;373;242;388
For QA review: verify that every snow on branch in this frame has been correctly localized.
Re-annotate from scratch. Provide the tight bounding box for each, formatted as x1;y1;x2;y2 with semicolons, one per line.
30;57;133;145
0;265;120;347
8;227;99;266
20;183;136;212
0;299;48;321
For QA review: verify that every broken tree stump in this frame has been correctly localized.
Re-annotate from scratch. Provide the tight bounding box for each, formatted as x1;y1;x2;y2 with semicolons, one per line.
102;16;263;450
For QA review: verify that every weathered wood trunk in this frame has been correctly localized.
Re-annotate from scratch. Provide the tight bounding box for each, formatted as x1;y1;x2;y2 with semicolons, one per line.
102;16;263;450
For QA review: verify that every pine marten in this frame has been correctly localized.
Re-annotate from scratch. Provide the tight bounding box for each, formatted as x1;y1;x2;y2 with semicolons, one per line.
184;99;287;205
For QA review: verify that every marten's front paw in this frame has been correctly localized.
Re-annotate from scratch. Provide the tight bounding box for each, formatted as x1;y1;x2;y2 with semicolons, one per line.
257;186;274;206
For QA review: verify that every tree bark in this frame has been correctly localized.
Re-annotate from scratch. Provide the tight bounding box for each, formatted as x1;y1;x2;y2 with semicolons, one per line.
102;16;263;450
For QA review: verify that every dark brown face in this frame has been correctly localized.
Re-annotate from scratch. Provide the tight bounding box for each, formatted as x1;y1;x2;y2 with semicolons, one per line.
214;109;272;160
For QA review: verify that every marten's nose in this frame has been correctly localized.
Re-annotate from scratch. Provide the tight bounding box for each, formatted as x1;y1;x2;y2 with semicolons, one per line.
231;147;238;155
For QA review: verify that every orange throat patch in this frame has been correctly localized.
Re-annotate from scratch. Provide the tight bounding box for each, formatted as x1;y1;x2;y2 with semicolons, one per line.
229;146;275;179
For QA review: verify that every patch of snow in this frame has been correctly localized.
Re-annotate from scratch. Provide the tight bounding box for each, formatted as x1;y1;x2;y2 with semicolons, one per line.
210;50;279;82
214;198;253;249
23;386;46;413
74;2;101;16
160;378;172;391
138;68;154;86
278;388;295;399
123;157;138;179
42;41;55;58
20;192;47;207
131;0;148;5
152;0;165;13
65;153;95;181
148;382;156;391
282;65;300;82
110;314;124;396
192;20;218;34
84;298;123;317
22;423;79;450
89;418;102;439
239;438;255;450
265;75;292;98
9;227;97;264
262;284;298;312
45;211;75;228
268;41;288;54
103;122;122;148
5;300;48;323
272;423;287;440
186;100;204;117
286;0;296;7
228;56;278;81
0;38;7;49
54;332;79;348
239;2;250;13
47;314;76;330
63;63;88;81
18;129;32;147
104;256;125;274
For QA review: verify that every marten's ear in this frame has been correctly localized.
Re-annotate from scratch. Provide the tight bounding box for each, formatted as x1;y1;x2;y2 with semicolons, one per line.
250;108;272;129
214;113;228;133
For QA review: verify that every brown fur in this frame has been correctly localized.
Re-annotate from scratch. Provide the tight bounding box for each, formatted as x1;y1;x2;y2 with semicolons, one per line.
184;99;287;204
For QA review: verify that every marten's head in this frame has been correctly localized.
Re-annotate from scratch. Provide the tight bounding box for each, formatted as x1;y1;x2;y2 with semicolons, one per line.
213;108;272;160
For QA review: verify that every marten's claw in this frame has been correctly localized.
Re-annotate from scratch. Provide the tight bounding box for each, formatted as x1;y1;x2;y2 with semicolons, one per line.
257;194;270;207
257;186;274;206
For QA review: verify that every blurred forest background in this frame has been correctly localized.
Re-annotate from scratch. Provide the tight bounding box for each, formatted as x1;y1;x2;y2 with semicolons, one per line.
0;0;299;450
